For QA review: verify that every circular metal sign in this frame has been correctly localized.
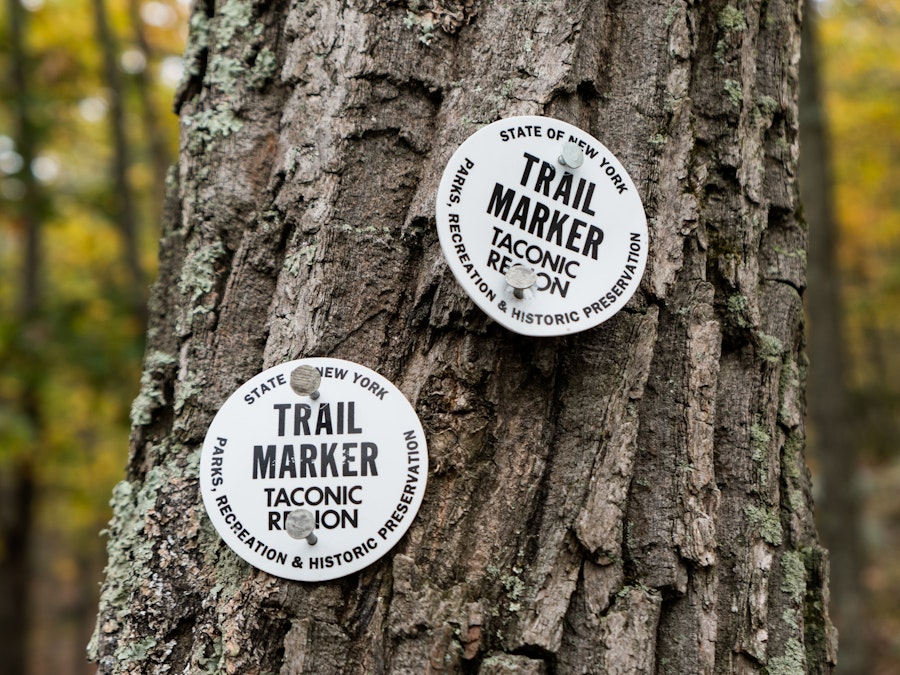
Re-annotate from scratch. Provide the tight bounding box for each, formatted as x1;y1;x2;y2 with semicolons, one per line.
200;358;428;581
436;115;648;336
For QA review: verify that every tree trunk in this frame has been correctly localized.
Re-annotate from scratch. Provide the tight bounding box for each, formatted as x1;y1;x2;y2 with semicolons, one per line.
91;1;837;673
91;0;146;304
127;0;173;217
799;3;868;672
2;0;43;670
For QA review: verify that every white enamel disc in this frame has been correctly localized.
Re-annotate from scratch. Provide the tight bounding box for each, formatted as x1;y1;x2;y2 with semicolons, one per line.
200;358;427;581
436;115;648;336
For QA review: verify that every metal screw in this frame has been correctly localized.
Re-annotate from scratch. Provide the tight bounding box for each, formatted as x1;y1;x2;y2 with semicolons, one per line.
286;509;318;545
506;265;537;299
290;365;321;400
558;141;584;169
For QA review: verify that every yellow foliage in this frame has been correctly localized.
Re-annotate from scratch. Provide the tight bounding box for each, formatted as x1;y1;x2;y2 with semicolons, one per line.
819;0;900;390
0;0;186;656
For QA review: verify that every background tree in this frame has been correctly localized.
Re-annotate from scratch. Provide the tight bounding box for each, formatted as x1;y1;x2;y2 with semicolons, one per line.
0;0;183;671
800;1;868;671
812;1;900;667
1;0;43;670
88;0;840;672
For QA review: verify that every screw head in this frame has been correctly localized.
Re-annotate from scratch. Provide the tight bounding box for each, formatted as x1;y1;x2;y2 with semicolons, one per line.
559;141;584;169
290;365;322;399
506;264;537;291
286;509;317;543
506;265;537;299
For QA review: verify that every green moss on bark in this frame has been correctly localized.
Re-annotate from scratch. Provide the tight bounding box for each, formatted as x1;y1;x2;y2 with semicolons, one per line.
745;505;784;546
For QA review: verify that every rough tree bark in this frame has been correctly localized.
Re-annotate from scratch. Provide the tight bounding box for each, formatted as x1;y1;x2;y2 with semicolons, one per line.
91;1;837;673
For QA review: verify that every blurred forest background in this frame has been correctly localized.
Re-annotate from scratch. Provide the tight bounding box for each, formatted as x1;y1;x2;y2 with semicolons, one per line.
0;0;897;673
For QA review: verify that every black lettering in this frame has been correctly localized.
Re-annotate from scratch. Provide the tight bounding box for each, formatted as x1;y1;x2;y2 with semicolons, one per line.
565;218;586;253
320;442;338;477
546;211;569;247
519;152;540;186
347;402;362;434
529;201;550;237
487;183;516;220
274;403;290;436
253;445;276;479
361;442;378;476
509;194;531;230
294;403;311;435
315;403;333;434
534;161;556;196
552;171;572;204
581;181;596;216
342;443;358;476
299;443;317;477
279;444;297;478
583;225;604;260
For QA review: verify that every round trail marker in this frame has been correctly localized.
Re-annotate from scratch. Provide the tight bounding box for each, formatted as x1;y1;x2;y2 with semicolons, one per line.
436;115;648;336
200;358;428;581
